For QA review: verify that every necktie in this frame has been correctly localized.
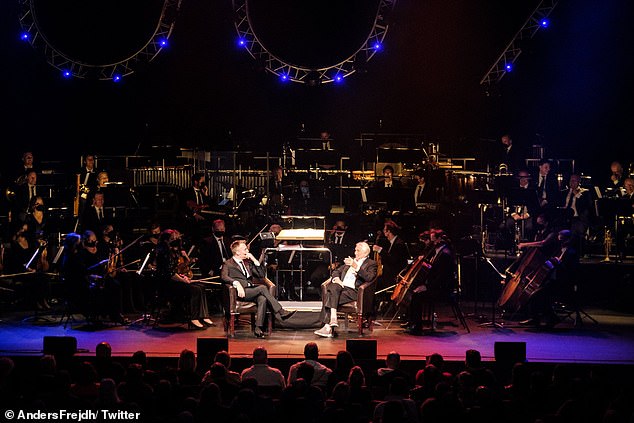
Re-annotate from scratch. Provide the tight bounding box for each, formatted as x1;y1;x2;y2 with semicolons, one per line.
98;208;103;220
30;185;35;199
218;239;227;260
195;189;202;205
336;235;342;245
239;261;249;278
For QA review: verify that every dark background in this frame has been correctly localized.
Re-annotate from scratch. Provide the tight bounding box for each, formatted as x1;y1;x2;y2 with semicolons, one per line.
1;0;632;180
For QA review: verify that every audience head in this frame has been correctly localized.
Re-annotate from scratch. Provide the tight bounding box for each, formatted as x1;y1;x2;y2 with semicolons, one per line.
252;347;268;365
178;349;196;372
303;342;319;361
296;362;315;384
131;351;147;368
465;349;482;369
348;366;366;387
385;351;401;369
96;341;112;359
214;350;232;369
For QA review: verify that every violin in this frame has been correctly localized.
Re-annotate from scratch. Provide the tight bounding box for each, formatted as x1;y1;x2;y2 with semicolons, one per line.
176;250;194;280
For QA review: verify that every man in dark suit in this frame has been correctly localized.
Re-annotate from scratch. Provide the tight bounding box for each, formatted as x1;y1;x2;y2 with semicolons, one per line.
81;192;111;235
221;239;295;337
199;219;231;277
182;172;210;221
405;229;456;335
373;220;410;292
561;174;593;251
535;159;559;213
13;169;39;223
412;170;437;205
314;241;377;338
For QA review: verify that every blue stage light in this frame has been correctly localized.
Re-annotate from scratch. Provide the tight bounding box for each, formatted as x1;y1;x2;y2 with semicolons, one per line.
373;42;382;51
62;70;72;78
20;32;30;41
541;19;549;28
158;38;168;47
505;63;513;72
113;74;122;82
279;74;289;82
237;37;247;47
334;75;343;83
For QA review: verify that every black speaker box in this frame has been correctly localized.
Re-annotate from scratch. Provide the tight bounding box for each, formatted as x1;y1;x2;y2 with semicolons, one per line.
43;336;77;356
346;339;377;361
494;341;526;363
197;337;229;370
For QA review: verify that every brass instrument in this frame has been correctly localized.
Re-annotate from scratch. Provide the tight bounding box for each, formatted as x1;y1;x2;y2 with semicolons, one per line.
73;174;80;217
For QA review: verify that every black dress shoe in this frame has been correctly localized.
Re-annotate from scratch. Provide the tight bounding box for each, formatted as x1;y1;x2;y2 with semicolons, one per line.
254;327;265;338
279;309;297;320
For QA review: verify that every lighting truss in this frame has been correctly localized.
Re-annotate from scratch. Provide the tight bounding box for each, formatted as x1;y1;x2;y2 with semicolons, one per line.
233;0;397;84
480;0;559;88
18;0;182;81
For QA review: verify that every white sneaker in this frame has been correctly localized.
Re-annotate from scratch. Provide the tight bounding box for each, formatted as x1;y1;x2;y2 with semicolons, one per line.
202;318;214;326
329;319;339;328
191;320;204;328
314;324;333;338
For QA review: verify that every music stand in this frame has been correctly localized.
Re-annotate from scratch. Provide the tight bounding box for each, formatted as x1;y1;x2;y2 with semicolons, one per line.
477;257;508;329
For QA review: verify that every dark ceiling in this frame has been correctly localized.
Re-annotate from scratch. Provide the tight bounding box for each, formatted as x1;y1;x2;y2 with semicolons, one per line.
1;0;632;178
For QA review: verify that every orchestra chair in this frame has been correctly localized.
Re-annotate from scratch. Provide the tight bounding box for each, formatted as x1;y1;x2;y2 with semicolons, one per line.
321;276;377;336
420;289;470;333
222;278;275;337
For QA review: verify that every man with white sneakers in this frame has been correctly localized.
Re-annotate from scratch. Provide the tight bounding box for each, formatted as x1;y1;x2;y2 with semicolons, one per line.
314;242;377;338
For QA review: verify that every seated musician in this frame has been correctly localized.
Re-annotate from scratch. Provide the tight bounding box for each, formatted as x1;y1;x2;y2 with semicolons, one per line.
412;169;437;205
314;242;377;338
373;220;410;308
374;165;401;189
517;213;558;258
61;230;127;325
183;172;210;222
519;230;577;328
404;229;456;335
605;161;625;197
155;229;214;329
500;169;539;243
221;239;296;338
561;174;593;251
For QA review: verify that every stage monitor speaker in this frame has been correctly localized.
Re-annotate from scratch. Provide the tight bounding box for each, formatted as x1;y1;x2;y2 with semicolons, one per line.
43;336;77;356
346;339;377;362
197;337;229;370
494;341;526;363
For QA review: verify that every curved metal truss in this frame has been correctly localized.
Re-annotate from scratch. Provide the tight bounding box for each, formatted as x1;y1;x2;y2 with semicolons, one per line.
233;0;397;84
18;0;182;81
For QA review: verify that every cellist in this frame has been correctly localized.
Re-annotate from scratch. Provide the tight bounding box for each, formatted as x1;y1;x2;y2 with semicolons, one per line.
404;229;456;335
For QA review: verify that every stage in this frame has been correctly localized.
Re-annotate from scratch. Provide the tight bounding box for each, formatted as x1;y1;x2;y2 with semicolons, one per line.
1;302;633;365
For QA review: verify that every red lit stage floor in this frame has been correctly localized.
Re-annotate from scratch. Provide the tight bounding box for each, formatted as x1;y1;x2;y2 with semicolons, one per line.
1;303;633;365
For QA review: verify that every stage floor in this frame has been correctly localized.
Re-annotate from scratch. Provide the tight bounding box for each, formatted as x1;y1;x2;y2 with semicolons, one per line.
1;303;633;365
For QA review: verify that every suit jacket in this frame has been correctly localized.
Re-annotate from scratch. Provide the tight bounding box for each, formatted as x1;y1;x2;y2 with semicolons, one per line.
182;187;209;212
328;230;356;262
331;257;378;289
425;245;455;294
535;173;559;208
561;188;593;224
221;257;266;289
199;235;230;276
81;205;111;234
377;236;409;288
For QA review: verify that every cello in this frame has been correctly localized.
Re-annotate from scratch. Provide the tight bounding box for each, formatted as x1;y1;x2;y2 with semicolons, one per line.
497;247;559;314
391;255;431;307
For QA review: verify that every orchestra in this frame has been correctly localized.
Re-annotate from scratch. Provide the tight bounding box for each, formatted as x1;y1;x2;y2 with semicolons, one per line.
0;143;632;335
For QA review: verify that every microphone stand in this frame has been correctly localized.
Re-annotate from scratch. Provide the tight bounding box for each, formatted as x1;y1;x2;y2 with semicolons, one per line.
478;257;508;329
